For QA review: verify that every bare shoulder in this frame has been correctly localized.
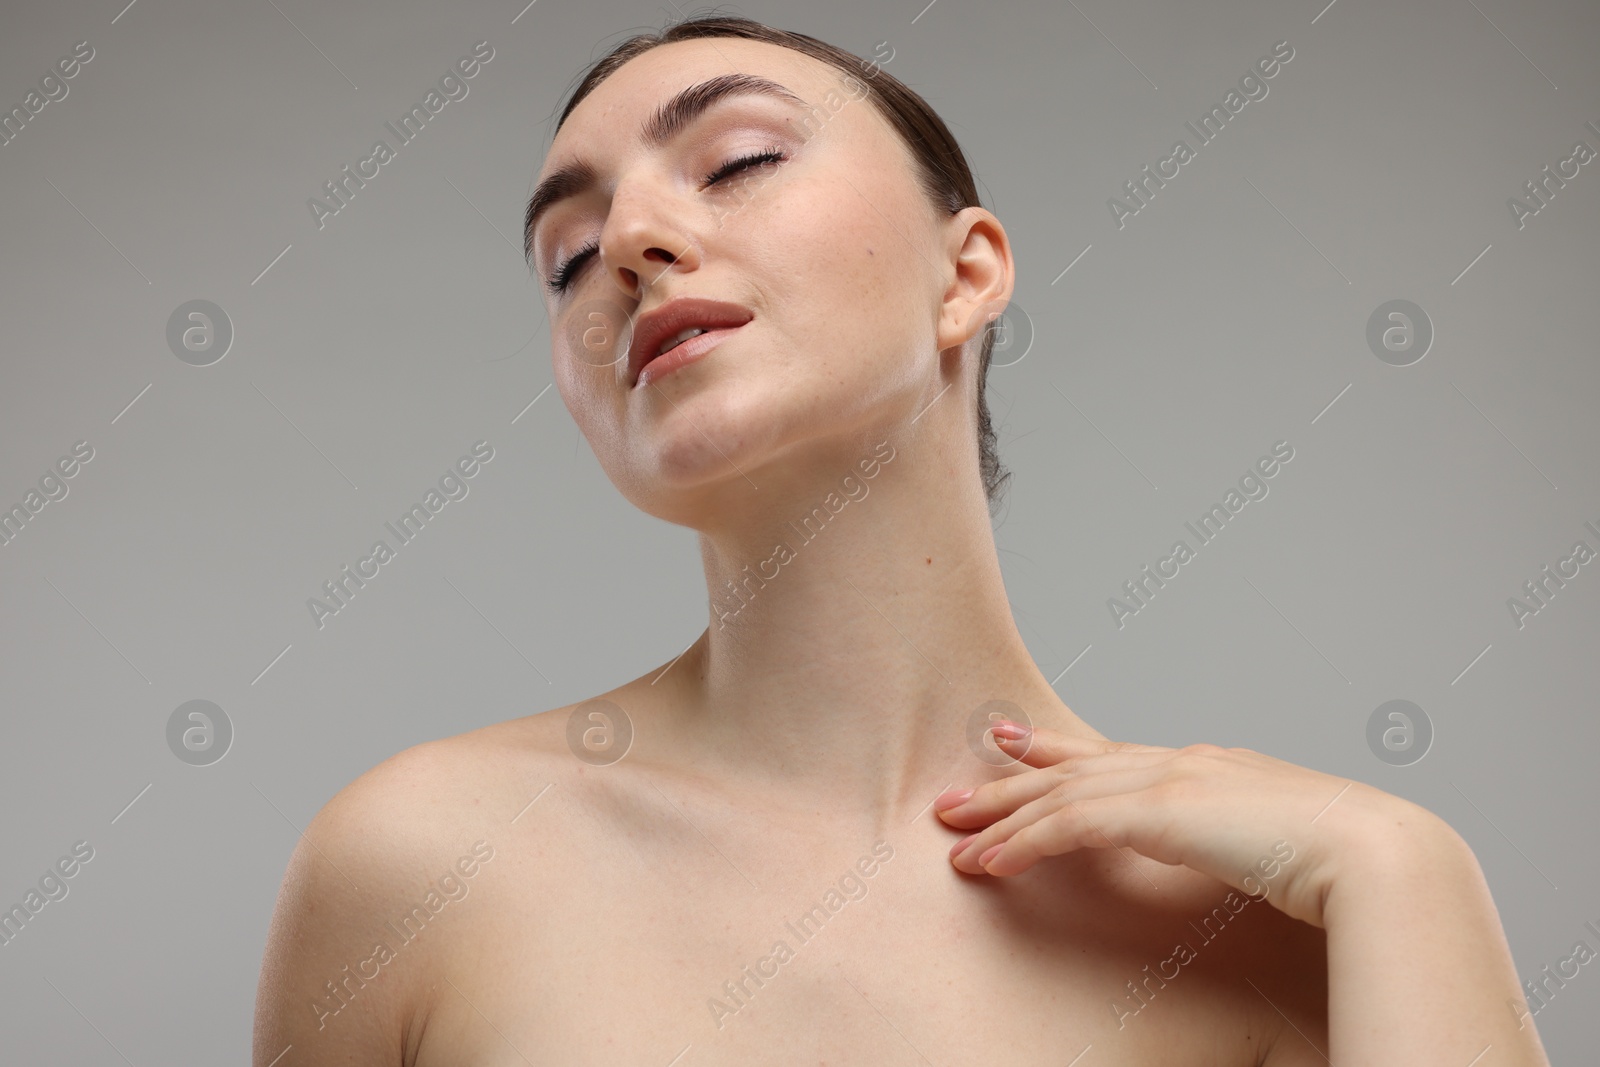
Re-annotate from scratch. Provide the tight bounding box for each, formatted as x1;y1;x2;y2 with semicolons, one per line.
251;705;588;1066
306;697;618;838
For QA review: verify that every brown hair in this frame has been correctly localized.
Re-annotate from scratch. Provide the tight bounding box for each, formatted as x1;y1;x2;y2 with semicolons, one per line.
546;12;1011;512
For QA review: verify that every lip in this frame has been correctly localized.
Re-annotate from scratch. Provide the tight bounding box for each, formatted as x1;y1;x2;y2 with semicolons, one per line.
635;324;745;387
628;297;755;387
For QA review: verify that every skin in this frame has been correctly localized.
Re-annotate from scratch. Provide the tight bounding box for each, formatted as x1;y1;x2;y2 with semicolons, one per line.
253;37;1551;1066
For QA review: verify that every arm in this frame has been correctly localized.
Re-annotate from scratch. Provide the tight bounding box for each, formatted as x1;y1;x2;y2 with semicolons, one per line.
934;727;1553;1066
1302;798;1550;1066
252;762;434;1067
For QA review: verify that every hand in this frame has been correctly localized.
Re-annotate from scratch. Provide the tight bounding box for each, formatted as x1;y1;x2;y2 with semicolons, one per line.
936;721;1443;929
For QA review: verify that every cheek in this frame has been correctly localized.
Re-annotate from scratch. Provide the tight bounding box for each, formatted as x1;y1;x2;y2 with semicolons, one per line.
784;173;899;282
758;179;924;371
551;334;624;456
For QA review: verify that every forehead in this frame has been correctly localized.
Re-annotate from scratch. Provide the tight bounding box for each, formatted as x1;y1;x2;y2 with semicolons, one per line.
539;37;854;176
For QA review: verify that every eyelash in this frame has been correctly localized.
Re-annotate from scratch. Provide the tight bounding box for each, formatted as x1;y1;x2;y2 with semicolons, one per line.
545;147;788;294
701;147;786;187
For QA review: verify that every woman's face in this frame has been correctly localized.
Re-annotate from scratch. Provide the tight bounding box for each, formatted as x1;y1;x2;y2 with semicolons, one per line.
529;38;985;524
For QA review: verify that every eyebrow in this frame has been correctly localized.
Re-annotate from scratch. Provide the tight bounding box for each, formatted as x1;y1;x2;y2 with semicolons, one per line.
524;73;808;266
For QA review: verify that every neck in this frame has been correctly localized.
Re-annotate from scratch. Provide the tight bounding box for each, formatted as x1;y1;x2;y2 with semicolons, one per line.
652;415;1100;825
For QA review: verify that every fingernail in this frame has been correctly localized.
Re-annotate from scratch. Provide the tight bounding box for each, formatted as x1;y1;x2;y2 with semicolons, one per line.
934;788;974;811
991;721;1030;740
978;843;1004;867
949;833;979;858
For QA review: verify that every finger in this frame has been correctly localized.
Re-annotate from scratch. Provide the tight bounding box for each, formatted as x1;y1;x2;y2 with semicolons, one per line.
936;750;1177;829
949;766;1167;873
988;722;1171;770
973;790;1157;878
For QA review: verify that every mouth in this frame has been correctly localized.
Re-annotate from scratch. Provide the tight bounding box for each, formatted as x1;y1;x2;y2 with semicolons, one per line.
628;297;755;387
635;324;748;388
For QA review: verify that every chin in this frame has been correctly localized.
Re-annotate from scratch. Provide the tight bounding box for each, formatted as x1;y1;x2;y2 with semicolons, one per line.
641;374;760;462
625;406;802;523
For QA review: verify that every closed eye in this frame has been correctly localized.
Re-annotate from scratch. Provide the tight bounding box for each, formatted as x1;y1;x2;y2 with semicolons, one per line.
700;147;786;188
545;148;789;295
546;239;598;295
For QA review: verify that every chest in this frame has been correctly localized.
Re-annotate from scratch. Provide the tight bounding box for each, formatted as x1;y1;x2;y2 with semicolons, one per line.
409;824;1271;1066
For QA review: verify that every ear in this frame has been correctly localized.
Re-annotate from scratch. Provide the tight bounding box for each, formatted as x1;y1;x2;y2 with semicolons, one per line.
936;206;1014;356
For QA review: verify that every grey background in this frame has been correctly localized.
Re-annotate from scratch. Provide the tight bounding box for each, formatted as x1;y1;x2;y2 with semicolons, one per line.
2;0;1596;1061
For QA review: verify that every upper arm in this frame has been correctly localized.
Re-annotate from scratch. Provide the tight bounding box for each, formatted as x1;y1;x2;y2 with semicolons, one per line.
252;748;452;1067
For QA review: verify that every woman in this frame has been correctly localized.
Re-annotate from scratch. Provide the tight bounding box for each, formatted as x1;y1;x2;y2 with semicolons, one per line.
254;16;1550;1066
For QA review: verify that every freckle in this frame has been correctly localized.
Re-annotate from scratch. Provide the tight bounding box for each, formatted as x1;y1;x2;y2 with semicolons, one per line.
925;557;933;565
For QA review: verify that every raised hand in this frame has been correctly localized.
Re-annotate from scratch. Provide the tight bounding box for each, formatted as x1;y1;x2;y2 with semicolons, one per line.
936;720;1445;930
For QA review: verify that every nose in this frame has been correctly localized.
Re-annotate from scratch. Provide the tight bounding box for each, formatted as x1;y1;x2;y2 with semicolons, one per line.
600;176;701;300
